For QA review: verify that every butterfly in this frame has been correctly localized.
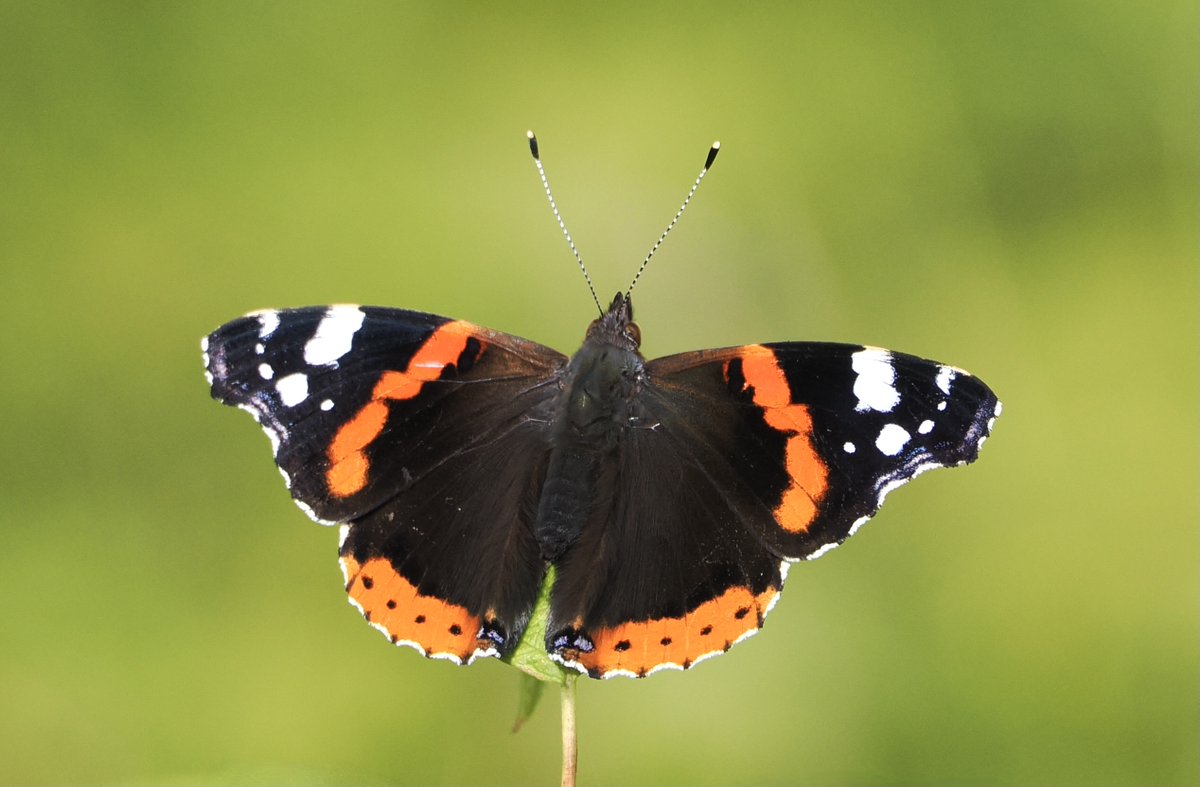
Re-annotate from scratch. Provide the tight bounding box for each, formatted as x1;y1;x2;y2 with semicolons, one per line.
202;134;1000;678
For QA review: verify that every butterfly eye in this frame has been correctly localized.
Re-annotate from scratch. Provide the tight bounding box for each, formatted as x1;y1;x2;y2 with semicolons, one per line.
625;322;641;347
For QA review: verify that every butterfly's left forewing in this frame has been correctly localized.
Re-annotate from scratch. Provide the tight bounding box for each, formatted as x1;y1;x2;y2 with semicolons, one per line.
649;341;1000;560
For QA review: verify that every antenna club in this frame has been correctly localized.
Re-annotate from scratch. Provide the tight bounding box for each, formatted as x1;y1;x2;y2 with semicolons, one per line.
705;141;721;170
527;130;540;160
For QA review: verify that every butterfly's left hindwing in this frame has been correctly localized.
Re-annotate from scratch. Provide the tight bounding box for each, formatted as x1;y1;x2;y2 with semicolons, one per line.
204;305;567;662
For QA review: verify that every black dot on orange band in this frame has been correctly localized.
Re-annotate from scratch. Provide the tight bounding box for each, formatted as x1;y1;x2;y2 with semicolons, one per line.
364;611;372;622
386;599;396;609
361;576;374;589
614;640;631;652
415;615;426;624
390;634;398;644
735;607;750;619
660;637;672;646
449;624;463;636
700;625;713;636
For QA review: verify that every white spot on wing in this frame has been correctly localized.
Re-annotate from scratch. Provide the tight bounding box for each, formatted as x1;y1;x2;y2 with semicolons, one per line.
254;310;280;338
994;400;1003;417
320;399;334;411
258;363;274;380
936;365;956;395
304;306;365;366
918;419;934;434
255;342;265;355
275;373;309;407
852;348;900;413
875;423;911;456
843;441;856;453
937;401;948;411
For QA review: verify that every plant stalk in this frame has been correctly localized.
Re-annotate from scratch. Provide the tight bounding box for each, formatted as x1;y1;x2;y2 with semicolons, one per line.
560;676;578;787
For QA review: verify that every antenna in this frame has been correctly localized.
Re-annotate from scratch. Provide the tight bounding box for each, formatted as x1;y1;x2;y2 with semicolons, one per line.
527;130;603;315
626;140;720;297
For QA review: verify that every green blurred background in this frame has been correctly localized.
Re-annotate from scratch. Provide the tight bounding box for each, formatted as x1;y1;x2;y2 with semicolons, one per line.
2;3;1195;785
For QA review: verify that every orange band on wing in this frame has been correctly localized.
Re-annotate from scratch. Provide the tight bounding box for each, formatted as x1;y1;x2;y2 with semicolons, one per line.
325;321;479;498
341;555;482;662
566;584;780;677
734;346;829;533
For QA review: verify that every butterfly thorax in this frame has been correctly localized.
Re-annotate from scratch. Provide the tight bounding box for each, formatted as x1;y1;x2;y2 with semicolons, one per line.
535;293;645;561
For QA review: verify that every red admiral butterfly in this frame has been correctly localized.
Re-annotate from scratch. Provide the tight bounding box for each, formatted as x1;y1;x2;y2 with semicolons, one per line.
203;135;1000;679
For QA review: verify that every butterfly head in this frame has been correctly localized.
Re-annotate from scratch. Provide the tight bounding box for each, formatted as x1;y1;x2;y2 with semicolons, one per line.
586;292;641;352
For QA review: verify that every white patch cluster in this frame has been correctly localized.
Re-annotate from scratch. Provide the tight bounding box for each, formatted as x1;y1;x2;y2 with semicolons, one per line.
304;305;365;366
875;423;911;456
851;348;900;413
275;372;309;407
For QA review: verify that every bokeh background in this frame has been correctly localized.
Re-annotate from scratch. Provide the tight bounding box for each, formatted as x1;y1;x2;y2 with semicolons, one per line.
2;3;1195;785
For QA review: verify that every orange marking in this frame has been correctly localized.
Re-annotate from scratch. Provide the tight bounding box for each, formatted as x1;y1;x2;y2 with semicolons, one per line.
567;584;781;677
340;556;482;662
325;321;479;498
327;451;369;499
735;346;829;533
329;401;388;461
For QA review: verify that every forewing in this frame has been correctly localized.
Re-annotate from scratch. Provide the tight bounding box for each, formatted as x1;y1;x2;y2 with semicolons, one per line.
645;342;1000;560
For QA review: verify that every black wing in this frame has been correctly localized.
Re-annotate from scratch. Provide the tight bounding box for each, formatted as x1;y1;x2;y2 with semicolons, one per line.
204;306;566;663
547;342;999;678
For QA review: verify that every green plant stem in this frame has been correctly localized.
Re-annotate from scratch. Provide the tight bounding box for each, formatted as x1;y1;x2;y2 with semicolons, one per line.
560;675;578;787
